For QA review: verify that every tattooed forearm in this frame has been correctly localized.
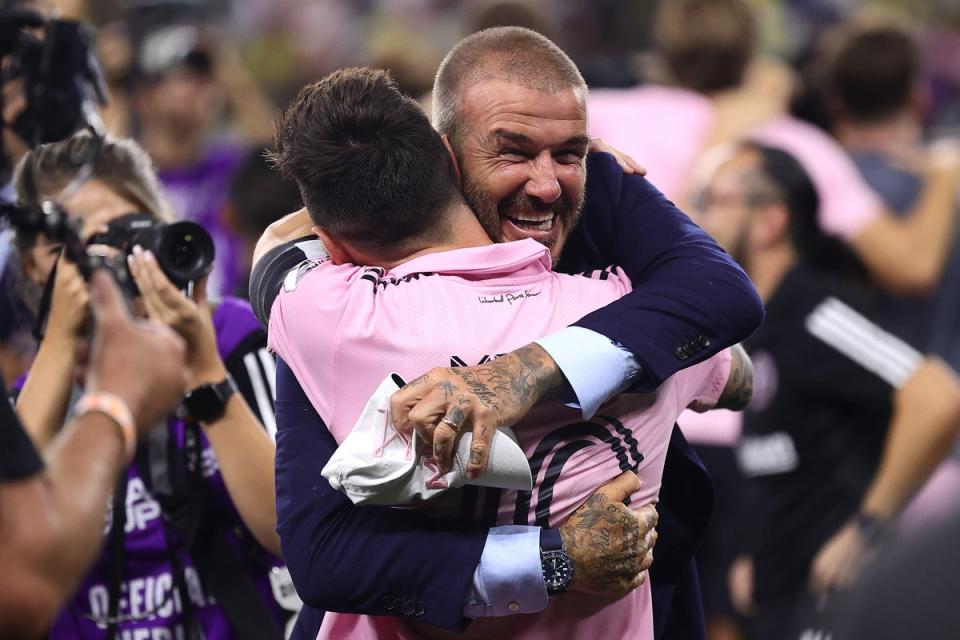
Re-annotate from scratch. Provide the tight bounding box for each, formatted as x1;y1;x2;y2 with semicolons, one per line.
445;343;569;428
717;344;753;411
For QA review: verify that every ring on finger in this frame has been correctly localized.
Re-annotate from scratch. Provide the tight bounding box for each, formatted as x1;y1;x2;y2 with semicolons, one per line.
440;417;462;433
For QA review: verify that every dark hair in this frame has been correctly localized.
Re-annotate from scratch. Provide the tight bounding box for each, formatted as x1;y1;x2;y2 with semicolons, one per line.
743;141;867;281
655;0;755;94
269;68;458;255
826;25;920;123
228;147;303;240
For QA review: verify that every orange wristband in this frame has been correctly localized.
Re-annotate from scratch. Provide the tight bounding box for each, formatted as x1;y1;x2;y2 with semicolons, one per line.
75;392;136;464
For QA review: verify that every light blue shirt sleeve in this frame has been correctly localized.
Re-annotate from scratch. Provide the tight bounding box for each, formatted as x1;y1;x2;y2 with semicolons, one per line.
536;326;641;419
463;525;547;618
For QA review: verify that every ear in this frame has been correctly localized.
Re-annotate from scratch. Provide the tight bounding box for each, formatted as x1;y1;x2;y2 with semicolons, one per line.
313;226;351;265
441;134;462;182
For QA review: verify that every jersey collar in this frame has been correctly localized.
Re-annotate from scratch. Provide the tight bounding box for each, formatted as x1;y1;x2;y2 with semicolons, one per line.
387;239;552;279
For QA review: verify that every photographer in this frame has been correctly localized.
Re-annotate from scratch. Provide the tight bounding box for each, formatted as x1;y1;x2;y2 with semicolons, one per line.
13;132;292;640
1;269;188;639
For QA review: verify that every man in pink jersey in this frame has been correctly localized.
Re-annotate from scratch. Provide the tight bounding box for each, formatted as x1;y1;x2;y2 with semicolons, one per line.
266;67;752;640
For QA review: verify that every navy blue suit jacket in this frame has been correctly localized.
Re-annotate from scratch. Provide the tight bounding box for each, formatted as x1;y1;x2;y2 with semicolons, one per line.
269;153;763;638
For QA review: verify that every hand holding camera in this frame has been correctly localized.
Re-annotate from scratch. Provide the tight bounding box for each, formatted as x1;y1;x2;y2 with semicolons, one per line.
46;252;91;344
128;244;226;389
85;269;188;435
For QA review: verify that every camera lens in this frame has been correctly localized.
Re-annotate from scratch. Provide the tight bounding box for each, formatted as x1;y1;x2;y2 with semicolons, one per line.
154;221;214;288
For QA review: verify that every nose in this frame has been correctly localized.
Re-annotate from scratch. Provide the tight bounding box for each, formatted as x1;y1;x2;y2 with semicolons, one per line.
524;154;562;203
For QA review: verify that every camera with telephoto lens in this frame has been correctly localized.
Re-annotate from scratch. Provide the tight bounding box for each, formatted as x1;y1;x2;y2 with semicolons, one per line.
1;199;215;340
86;212;215;298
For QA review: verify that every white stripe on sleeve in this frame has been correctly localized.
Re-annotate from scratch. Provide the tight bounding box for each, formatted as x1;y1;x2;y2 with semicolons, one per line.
805;296;923;388
257;348;277;400
244;351;278;439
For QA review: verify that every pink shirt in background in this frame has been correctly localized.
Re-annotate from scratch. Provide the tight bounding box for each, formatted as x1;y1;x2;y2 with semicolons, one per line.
589;86;715;201
268;239;731;640
751;116;882;240
588;85;882;241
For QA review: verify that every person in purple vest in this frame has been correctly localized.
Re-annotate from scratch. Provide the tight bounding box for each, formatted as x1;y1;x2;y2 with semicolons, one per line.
12;132;295;640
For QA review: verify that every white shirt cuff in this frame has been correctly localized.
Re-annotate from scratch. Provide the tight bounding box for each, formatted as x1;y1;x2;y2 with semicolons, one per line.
536;327;640;419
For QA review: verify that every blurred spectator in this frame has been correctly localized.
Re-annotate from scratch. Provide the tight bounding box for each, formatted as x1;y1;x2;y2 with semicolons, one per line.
589;0;960;297
824;19;960;366
224;147;302;298
13;133;294;639
1;270;189;640
132;23;276;298
692;142;960;639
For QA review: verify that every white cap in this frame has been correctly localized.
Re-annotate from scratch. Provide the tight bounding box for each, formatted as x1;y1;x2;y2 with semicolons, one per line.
322;374;533;506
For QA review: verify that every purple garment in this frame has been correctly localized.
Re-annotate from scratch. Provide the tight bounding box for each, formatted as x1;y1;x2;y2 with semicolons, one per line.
159;143;247;299
49;298;287;639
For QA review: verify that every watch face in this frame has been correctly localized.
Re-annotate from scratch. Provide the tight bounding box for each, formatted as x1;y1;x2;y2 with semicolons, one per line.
542;550;574;593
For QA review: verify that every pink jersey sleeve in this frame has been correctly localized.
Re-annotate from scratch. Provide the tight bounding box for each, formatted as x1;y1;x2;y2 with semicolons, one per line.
752;117;882;240
267;257;362;421
676;348;733;413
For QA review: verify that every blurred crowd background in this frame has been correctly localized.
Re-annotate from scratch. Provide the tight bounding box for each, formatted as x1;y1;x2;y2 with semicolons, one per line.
3;0;960;639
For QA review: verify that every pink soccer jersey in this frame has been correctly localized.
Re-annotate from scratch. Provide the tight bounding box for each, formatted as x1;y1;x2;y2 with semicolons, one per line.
268;239;732;640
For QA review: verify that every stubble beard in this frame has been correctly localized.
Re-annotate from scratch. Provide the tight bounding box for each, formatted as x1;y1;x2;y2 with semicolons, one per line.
460;174;585;266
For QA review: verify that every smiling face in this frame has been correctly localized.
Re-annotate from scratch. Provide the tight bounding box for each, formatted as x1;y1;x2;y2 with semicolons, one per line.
451;80;588;262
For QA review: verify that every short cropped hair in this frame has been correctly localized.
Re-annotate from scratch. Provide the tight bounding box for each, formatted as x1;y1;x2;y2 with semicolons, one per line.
14;132;169;223
270;68;458;255
826;24;920;123
655;0;755;94
432;27;586;146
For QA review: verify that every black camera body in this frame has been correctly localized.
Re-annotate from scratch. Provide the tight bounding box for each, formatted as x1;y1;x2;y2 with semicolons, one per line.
87;212;215;297
2;201;215;340
0;10;109;182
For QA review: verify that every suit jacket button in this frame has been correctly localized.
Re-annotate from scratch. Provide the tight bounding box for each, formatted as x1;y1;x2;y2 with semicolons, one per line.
402;600;416;616
414;602;425;617
381;594;397;611
675;347;689;360
698;335;710;348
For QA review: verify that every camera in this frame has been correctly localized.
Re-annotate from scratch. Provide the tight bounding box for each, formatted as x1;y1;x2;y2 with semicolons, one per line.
87;212;215;297
4;200;215;296
0;8;108;182
2;200;215;340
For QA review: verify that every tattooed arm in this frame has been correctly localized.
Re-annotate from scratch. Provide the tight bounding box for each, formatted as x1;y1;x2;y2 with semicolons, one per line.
716;345;754;411
390;342;567;476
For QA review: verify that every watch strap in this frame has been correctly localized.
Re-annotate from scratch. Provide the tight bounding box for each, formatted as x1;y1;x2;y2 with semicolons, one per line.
183;376;236;422
853;511;889;546
540;527;564;552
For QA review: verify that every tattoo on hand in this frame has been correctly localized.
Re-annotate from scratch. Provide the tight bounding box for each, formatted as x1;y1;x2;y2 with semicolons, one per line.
559;493;647;594
445;405;465;430
719;346;753;411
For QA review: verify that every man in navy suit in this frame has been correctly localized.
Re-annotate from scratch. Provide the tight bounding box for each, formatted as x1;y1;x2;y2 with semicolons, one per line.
251;28;763;640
